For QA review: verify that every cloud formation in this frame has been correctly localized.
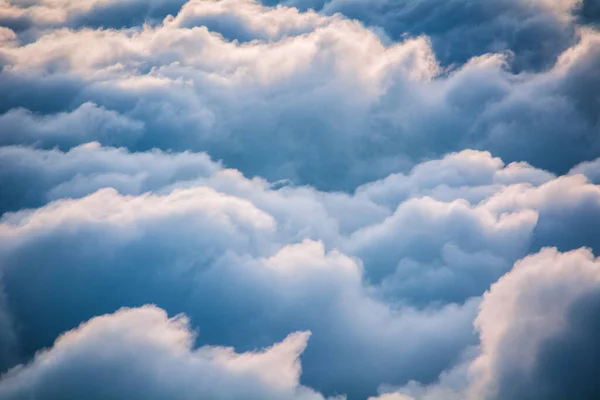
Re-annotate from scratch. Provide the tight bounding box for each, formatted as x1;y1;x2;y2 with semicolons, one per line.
284;0;584;69
2;144;600;398
0;180;479;398
472;247;600;400
375;248;600;400
1;0;600;189
0;0;187;32
1;0;600;398
0;305;334;400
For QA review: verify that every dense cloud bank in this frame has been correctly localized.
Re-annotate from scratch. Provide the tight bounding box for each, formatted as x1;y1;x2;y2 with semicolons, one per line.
1;0;600;189
2;145;600;398
1;0;600;399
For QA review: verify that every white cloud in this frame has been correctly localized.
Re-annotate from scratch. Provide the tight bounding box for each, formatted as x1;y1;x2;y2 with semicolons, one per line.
0;305;335;400
470;247;600;399
2;0;598;189
0;183;479;397
2;0;600;397
371;247;600;400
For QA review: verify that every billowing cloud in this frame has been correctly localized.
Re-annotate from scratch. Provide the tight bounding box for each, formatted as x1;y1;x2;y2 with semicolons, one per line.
471;247;600;400
2;0;600;398
0;183;479;398
0;305;334;400
1;143;600;397
0;0;187;33
370;247;600;400
280;0;586;70
1;0;600;189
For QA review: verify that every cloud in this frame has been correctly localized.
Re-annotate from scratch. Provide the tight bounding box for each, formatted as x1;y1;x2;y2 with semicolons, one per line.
3;143;600;396
0;103;144;149
1;0;600;189
371;247;600;400
0;184;479;398
2;0;600;398
0;142;218;213
0;305;334;400
174;0;332;41
272;0;583;70
0;0;187;33
3;143;600;308
480;173;600;253
470;247;600;400
569;155;600;183
348;154;600;306
355;149;555;207
346;195;538;303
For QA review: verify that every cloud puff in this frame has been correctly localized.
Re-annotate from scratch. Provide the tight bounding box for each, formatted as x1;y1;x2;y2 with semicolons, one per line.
0;305;334;400
569;155;600;183
174;0;332;41
0;103;145;149
372;247;600;400
1;0;600;189
5;144;596;307
471;247;600;399
3;143;600;306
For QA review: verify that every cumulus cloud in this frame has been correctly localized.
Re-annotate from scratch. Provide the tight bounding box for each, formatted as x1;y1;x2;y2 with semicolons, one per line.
2;0;600;398
367;248;600;400
470;247;600;399
0;103;144;149
3;142;600;301
273;0;585;70
2;143;600;397
6;143;599;303
174;0;333;41
569;155;600;183
0;305;333;400
0;184;479;398
1;0;599;189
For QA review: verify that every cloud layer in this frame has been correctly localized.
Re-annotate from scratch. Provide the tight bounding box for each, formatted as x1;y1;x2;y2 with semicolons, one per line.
1;0;600;399
1;0;600;189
